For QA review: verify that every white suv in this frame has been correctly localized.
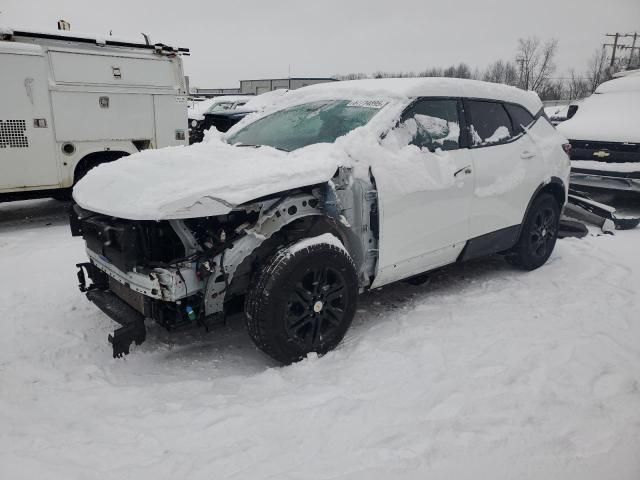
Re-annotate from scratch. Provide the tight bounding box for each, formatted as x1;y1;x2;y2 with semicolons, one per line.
71;78;571;363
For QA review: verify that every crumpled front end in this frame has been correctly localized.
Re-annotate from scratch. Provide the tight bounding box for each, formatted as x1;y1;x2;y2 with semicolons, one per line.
70;169;377;358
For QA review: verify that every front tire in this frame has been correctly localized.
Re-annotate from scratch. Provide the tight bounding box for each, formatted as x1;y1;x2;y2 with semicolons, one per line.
506;193;560;270
245;237;358;364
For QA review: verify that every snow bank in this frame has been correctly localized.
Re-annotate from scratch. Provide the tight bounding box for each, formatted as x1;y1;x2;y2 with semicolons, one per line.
2;201;640;479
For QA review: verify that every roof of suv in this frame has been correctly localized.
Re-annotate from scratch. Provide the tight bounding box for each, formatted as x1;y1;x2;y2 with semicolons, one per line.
288;77;542;114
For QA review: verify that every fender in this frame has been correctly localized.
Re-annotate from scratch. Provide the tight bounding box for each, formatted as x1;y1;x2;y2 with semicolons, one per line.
203;193;344;316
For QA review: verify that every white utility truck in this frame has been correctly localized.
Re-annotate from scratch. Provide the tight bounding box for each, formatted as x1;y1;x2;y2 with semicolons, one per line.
0;27;189;201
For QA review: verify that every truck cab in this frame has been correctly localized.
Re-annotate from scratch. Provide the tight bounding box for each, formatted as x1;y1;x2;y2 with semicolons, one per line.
0;27;189;201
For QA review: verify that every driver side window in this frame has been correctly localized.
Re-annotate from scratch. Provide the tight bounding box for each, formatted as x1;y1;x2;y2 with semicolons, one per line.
400;99;461;151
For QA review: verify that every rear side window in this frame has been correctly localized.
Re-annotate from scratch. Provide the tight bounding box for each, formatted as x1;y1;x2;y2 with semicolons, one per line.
466;100;513;147
400;98;461;151
505;104;535;134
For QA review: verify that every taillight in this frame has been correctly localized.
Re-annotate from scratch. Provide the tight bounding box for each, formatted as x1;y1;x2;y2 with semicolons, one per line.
562;143;572;156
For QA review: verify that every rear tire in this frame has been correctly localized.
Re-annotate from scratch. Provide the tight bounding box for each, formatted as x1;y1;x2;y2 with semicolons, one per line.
506;193;560;270
245;238;358;364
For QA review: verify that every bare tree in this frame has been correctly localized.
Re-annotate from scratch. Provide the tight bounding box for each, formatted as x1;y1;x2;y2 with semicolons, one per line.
585;47;609;93
566;69;590;99
516;37;558;92
483;60;519;85
418;66;443;77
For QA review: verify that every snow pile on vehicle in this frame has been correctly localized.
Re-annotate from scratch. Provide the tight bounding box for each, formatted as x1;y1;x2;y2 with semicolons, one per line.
188;96;252;121
288;233;348;255
558;89;640;143
187;98;217;121
73;140;342;220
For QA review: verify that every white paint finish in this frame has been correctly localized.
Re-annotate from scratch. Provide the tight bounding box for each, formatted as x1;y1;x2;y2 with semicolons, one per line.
469;119;570;238
50;92;155;142
153;94;188;148
371;148;474;287
49;51;179;88
0;52;58;190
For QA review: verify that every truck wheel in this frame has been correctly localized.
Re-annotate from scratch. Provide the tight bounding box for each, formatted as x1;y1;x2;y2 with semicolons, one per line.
506;193;560;270
245;238;358;364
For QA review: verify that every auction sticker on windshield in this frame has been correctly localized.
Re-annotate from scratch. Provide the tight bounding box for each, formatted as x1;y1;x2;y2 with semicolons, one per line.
346;99;388;109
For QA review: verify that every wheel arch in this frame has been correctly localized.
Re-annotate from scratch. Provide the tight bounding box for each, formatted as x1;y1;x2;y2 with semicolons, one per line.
516;176;566;240
73;150;131;183
203;193;360;317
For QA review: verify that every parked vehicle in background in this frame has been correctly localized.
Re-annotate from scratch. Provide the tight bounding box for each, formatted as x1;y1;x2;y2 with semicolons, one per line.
558;73;640;196
187;95;252;143
70;78;570;363
190;89;289;142
0;27;189;202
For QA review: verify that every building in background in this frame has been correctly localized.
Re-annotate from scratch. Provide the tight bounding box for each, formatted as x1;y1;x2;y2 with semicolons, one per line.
191;77;337;97
239;77;336;94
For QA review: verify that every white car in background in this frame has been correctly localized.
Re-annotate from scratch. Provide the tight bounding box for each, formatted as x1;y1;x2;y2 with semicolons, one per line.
558;71;640;195
70;78;570;363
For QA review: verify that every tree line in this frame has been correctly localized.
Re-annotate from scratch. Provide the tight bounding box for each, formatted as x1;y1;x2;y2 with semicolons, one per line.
336;37;631;101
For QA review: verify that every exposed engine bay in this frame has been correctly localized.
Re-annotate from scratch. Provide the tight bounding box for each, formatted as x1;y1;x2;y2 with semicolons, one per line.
71;167;379;357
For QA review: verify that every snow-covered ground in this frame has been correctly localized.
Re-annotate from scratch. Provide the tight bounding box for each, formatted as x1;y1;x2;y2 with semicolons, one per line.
1;199;639;480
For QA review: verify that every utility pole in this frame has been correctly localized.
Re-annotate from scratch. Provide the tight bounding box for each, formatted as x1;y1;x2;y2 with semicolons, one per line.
606;33;619;69
604;33;640;73
629;33;638;68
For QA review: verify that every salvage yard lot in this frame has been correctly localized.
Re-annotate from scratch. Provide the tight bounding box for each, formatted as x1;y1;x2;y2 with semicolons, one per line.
1;199;639;480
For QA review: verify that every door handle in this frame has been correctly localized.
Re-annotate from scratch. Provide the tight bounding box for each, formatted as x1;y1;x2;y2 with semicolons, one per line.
454;166;472;177
520;150;537;159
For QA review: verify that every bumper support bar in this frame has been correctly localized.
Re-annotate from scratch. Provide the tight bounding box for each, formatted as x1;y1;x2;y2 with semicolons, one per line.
85;289;146;358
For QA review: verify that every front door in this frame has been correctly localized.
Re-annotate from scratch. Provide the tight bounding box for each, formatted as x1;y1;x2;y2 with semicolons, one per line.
371;98;474;288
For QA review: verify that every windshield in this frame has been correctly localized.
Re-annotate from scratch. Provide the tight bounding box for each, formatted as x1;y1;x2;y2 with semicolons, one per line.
208;101;236;113
226;99;385;152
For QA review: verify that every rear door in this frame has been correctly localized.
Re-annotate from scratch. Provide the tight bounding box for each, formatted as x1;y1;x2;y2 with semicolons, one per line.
372;98;475;288
0;48;58;190
465;100;541;238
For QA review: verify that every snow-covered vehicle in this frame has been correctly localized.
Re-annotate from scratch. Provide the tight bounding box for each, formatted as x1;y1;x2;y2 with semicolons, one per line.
71;78;570;363
190;89;289;142
558;73;640;195
188;95;252;143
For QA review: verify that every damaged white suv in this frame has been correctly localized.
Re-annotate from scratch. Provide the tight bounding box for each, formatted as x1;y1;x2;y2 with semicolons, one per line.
71;78;570;363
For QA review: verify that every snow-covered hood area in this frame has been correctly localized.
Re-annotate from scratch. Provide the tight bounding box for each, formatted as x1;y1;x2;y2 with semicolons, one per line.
73;141;342;220
557;91;640;143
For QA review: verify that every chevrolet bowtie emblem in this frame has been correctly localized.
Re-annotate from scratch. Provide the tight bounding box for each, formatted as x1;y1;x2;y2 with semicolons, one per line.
593;150;610;158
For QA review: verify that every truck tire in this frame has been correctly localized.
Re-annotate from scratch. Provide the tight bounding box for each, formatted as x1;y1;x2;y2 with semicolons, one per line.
506;193;560;270
245;238;358;364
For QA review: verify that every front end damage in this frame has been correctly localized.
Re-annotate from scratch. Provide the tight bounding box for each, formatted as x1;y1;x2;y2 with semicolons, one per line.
71;168;379;357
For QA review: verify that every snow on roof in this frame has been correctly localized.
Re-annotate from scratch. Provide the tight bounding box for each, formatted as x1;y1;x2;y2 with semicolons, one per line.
242;89;289;111
595;74;640;94
286;77;543;114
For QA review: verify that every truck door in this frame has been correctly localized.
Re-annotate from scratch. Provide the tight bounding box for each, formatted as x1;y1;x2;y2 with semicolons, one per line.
371;98;474;288
0;47;58;191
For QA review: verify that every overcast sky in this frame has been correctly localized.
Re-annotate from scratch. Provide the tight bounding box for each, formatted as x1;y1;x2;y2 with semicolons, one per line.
2;0;639;88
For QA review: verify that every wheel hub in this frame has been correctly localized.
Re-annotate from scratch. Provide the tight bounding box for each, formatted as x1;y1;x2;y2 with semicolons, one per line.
313;300;323;313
